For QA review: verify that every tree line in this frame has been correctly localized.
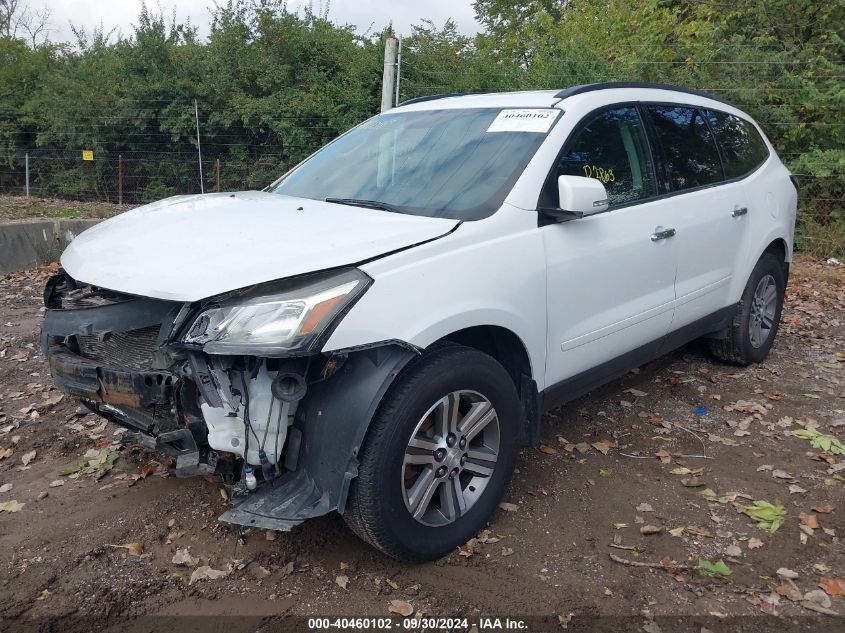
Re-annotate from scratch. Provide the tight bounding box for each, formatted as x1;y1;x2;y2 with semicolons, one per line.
0;0;842;254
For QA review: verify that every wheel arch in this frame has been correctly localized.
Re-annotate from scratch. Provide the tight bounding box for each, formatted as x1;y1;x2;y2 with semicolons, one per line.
433;325;540;446
763;237;789;263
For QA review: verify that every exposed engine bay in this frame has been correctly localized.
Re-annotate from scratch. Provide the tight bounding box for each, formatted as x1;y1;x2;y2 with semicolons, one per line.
41;269;417;531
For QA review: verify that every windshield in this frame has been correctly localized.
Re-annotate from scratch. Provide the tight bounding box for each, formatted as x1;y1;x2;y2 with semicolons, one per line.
269;107;560;221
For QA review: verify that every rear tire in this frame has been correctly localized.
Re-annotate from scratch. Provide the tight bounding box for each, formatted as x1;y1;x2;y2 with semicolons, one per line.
709;252;785;366
343;344;519;562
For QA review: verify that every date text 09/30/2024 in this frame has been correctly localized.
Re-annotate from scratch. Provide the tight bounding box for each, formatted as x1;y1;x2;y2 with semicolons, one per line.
307;617;529;630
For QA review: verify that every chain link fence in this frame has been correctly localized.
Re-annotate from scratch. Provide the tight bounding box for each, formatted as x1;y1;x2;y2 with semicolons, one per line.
0;150;300;205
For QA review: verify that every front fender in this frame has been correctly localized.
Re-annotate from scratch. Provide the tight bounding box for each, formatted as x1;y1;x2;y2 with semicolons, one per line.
219;343;417;530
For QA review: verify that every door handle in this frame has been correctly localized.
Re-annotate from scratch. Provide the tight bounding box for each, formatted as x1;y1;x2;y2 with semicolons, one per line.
732;207;748;217
650;228;676;241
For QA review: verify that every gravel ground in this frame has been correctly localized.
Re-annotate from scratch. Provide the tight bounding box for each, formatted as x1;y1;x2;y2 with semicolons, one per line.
0;258;843;632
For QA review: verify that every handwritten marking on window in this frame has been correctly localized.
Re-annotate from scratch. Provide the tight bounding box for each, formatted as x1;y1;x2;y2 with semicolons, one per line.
583;164;615;184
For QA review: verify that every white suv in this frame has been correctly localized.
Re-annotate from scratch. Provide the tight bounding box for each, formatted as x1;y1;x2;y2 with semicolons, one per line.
42;83;796;561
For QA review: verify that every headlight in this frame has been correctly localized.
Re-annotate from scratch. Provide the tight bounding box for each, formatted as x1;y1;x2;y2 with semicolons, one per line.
183;269;371;355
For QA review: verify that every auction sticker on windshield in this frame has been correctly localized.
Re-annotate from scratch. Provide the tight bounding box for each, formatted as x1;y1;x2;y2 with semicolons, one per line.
486;108;560;133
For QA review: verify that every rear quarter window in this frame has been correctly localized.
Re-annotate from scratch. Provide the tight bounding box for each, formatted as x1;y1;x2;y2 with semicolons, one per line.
705;110;770;179
646;105;724;191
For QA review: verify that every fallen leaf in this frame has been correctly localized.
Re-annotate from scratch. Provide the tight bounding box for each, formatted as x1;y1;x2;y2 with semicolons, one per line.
777;568;799;580
772;469;794;480
107;542;143;556
743;500;786;532
21;450;36;466
458;538;478;558
0;500;24;512
48;479;64;488
599;467;613;478
0;483;11;493
669;526;685;537
501;547;514;556
725;545;742;557
388;600;414;617
189;564;232;584
812;505;834;514
655;449;671;464
172;548;199;567
681;477;705;487
818;577;845;598
624;388;648;397
775;578;803;601
800;512;820;529
789;485;808;494
0;448;12;460
748;537;764;549
698;559;732;577
636;502;654;513
336;575;349;589
755;592;781;615
684;526;713;538
640;525;662;535
499;502;518;512
803;589;832;609
592;439;617;455
538;445;557;455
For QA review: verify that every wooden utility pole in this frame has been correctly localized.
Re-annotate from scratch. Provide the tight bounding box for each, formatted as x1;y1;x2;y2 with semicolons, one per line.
118;154;123;205
216;158;220;192
381;36;399;112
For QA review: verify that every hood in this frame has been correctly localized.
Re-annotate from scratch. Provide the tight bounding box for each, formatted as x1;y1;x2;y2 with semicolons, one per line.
61;191;459;302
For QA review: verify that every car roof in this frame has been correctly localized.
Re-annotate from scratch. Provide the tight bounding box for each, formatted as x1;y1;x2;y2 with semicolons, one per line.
395;82;745;118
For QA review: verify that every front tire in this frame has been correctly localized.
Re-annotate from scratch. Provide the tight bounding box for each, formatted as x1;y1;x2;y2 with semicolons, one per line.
709;252;786;365
343;344;519;562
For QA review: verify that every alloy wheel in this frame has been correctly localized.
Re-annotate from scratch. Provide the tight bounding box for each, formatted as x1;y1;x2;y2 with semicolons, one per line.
749;273;778;348
401;390;500;527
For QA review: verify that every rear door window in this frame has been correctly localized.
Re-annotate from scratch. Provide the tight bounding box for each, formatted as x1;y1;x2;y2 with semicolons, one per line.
550;106;657;207
704;110;769;179
646;105;724;191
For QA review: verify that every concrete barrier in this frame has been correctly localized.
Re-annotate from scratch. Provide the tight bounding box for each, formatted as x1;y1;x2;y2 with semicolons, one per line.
0;218;101;274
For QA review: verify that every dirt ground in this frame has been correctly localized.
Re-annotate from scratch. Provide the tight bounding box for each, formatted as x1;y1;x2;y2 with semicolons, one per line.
0;258;843;632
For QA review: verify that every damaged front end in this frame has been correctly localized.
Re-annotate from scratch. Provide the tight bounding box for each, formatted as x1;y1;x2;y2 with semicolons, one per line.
41;268;417;531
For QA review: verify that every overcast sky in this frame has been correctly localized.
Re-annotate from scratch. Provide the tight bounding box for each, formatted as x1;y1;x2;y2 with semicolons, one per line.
36;0;481;43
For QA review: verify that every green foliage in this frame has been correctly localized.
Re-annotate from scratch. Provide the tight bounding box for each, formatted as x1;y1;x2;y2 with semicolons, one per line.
743;499;786;532
792;428;845;455
0;0;841;255
697;559;732;577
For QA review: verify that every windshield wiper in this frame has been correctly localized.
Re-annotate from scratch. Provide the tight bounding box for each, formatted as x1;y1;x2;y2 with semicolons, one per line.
325;197;409;215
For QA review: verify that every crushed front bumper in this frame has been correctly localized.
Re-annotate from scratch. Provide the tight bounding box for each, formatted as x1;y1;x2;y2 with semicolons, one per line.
41;270;420;532
49;345;174;412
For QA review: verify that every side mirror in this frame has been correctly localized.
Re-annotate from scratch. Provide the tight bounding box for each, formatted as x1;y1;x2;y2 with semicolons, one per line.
558;175;609;216
540;175;609;222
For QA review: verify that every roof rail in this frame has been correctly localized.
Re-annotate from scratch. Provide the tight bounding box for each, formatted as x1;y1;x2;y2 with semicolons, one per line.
553;82;731;105
398;93;468;106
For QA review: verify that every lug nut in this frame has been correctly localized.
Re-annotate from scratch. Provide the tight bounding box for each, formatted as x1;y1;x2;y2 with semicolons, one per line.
450;468;459;478
436;466;447;478
446;433;456;447
458;437;466;450
434;448;446;461
460;454;467;466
